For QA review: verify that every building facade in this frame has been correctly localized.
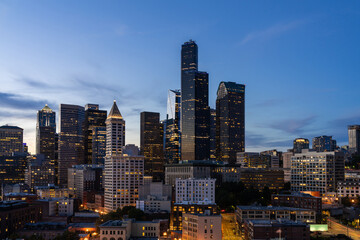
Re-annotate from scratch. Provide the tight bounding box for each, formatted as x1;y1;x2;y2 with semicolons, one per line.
180;40;210;161
0;125;23;156
36;104;56;161
182;212;222;240
349;125;360;154
25;154;55;191
312;135;337;152
140;111;164;182
271;192;322;213
236;152;270;168
175;178;215;204
293;138;309;153
58;104;85;187
92;126;107;164
240;168;284;191
136;182;172;213
216;81;245;164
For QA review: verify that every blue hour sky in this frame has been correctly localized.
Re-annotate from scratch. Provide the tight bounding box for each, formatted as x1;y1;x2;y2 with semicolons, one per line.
0;0;359;153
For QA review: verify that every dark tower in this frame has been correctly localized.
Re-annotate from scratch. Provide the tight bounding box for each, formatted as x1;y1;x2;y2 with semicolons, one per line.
180;40;210;161
36;104;56;160
216;82;245;164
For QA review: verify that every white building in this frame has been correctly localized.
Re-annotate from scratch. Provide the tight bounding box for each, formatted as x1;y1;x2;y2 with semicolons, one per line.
136;182;172;213
182;211;222;240
175;178;215;204
104;101;144;212
291;150;345;194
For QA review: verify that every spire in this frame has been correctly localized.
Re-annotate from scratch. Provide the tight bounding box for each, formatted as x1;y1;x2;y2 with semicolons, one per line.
41;104;52;112
107;100;123;119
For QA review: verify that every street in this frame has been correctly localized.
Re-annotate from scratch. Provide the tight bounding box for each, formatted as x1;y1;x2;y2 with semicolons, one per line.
222;213;242;240
328;218;360;240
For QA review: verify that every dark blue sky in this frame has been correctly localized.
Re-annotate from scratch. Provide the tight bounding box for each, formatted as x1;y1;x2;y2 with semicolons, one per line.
0;0;359;153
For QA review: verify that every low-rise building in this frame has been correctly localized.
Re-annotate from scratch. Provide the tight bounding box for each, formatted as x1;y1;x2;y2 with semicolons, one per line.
337;180;360;198
182;211;221;240
235;205;316;225
35;198;74;216
136;182;172;213
271;192;322;213
240;168;284;191
21;222;67;240
243;219;310;240
35;184;69;199
0;201;42;239
3;192;37;203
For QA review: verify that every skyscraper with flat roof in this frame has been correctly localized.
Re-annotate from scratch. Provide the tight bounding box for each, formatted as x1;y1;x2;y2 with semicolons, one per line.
36;104;56;160
293;138;309;153
140;112;164;182
216;81;245;163
180;40;210;161
0;125;23;156
58;104;85;187
312;135;337;152
348;125;360;154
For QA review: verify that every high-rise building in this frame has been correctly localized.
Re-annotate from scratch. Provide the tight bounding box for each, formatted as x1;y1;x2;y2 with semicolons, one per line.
36;104;56;161
293;138;309;153
84;104;107;164
291;150;345;194
25;154;55;191
209;109;216;161
348;125;360;154
165;89;181;164
180;40;210;161
104;101;144;212
58;104;85;187
0;155;27;185
216;81;245;163
0;125;23;156
312;135;337;152
123;144;140;156
68;164;103;201
92;126;107;164
140;112;164;182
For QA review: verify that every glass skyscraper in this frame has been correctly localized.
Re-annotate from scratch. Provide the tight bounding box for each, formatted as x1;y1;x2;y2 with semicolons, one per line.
293;138;310;153
36;104;56;160
165;89;181;164
216;82;245;163
348;125;360;154
180;40;210;161
58;104;85;187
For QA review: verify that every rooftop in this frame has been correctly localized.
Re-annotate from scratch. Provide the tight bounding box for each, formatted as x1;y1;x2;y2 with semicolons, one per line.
236;205;314;211
100;220;130;227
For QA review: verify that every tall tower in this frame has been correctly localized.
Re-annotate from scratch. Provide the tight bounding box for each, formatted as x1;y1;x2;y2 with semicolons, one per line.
58;104;85;187
180;40;210;161
348;125;360;154
140;112;164;181
216;82;245;163
104;101;143;212
36;104;56;160
0;125;23;156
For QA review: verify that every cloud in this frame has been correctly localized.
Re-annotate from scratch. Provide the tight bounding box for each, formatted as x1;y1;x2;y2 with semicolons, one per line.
269;115;316;135
239;19;307;45
246;132;292;151
0;92;53;110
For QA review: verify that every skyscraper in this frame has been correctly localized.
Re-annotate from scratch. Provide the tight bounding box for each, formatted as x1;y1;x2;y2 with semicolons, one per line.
36;104;56;160
165;89;181;164
180;40;210;161
209;109;216;161
348;125;360;154
216;82;245;163
140;112;164;182
312;135;337;152
84;104;107;164
58;104;85;187
0;125;23;156
293;138;309;153
104;101;144;212
92;126;107;164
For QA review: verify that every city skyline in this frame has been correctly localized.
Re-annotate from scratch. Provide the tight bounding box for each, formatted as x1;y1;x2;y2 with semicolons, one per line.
0;1;359;153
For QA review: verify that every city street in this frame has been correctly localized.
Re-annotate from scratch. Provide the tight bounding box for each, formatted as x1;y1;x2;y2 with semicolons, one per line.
222;213;243;240
328;218;360;240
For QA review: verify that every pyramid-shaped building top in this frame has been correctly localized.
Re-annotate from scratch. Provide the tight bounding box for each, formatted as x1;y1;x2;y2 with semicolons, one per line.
107;100;123;119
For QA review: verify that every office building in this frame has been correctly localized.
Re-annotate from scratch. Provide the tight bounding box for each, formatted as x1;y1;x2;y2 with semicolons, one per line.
21;223;67;240
25;154;55;191
0;125;23;156
293;138;309;153
291;150;345;194
236;152;270;168
240;168;284;191
104;101;144;212
92;126;107;164
348;125;360;154
216;81;245;163
35;197;74;216
175;178;215;204
122;144;140;156
312;135;337;152
243;219;310;240
67;164;103;200
182;211;222;240
0;154;27;185
271;192;322;213
165;89;181;164
136;182;172;213
337;180;360;199
181;40;210;161
35;185;69;199
0;201;42;239
140;112;164;181
58;104;85;187
36;104;56;161
209;108;216;161
84;104;107;164
235;205;316;225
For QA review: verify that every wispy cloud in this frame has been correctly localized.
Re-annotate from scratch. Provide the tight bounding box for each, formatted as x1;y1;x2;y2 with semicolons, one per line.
239;19;308;45
0;92;53;110
269;115;316;135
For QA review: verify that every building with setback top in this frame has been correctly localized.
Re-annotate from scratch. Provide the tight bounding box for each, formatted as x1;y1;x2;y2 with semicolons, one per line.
36;104;56;161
